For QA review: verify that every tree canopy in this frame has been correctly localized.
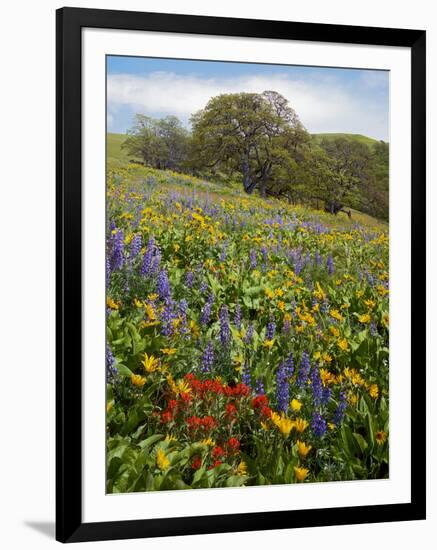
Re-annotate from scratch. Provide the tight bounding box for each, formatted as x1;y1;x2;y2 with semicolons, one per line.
121;91;389;220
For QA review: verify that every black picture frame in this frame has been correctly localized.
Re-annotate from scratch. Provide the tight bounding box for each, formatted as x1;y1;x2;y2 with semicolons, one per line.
56;6;426;543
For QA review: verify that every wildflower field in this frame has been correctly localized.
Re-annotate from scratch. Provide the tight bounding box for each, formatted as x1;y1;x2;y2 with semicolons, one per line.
106;160;389;493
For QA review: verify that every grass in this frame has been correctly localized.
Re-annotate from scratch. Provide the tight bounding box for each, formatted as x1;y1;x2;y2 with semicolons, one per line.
311;133;382;147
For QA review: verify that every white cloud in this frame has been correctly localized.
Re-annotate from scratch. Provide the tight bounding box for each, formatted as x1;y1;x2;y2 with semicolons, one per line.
107;71;388;140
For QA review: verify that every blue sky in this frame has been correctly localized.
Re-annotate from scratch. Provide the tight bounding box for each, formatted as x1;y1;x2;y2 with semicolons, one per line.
107;56;389;141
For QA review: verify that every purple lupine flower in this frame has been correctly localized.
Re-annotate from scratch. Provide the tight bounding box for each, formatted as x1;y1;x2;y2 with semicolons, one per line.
141;237;155;277
200;295;214;326
370;321;378;337
243;323;254;344
200;341;214;373
234;304;242;330
311;411;327;437
255;378;265;395
106;255;111;288
111;229;124;271
322;386;332;405
219;305;231;346
314;250;322;266
129;234;142;260
242;361;251;387
333;390;348;425
266;318;276;341
283;316;291;334
185;270;194;288
106;344;118;383
178;299;189;336
326;254;334;275
150;248;161;276
285;353;294;377
261;246;268;264
276;362;289;413
297;351;311;389
157;270;171;301
220;242;228;262
249;249;257;269
310;366;323;406
160;299;174;337
199;280;209;294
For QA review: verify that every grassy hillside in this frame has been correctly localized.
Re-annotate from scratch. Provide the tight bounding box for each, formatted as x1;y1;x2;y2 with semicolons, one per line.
312;133;381;147
107;132;143;163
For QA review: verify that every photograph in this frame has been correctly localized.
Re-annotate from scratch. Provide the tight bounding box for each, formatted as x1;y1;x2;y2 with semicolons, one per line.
105;55;390;493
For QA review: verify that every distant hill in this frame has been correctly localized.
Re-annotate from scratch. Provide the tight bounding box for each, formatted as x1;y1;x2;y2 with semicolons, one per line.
311;133;383;147
107;132;135;162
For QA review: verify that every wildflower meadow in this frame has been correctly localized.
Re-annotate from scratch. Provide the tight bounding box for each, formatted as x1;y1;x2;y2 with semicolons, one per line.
105;161;389;493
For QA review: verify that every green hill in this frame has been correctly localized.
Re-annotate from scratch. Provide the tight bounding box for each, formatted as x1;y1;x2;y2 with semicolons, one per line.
312;133;382;147
107;132;142;163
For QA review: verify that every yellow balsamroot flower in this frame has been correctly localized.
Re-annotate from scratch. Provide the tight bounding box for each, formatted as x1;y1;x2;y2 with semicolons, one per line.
164;434;177;442
368;383;379;399
382;313;389;329
176;379;191;395
134;298;144;308
260;421;269;431
142;353;160;373
375;431;388;445
330;309;343;322
294;466;309;482
328;422;336;430
160;348;177;356
296;440;312;458
131;374;146;387
313;351;322;361
358;313;371;324
313;282;326;302
147;293;159;302
275;288;284;297
294;417;309;433
364;299;376;310
290;399;303;412
190;320;200;339
320;368;333;386
156;448;170;471
106;297;119;310
329;325;340;338
348;393;359;406
263;339;275;350
337;338;349;351
271;412;294;437
236;460;248;476
200;438;215;447
144;303;157;321
277;300;286;312
264;288;274;300
376;284;389;297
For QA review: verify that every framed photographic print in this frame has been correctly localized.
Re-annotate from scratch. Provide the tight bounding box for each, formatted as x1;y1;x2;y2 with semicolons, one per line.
56;7;426;543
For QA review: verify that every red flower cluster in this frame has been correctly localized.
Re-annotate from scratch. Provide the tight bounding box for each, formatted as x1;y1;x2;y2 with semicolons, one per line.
186;415;217;431
211;446;225;460
226;437;240;454
184;374;250;399
251;394;272;418
225;402;237;419
191;455;202;470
